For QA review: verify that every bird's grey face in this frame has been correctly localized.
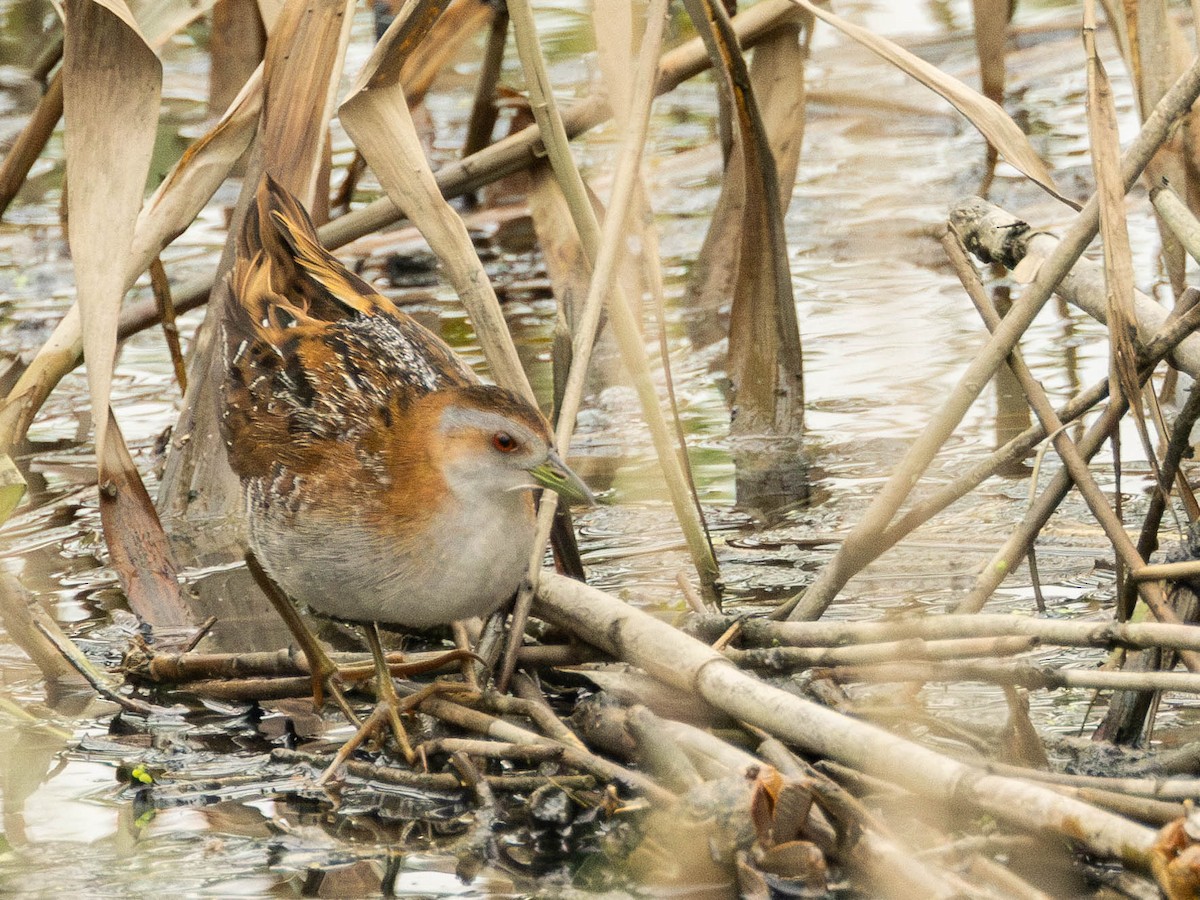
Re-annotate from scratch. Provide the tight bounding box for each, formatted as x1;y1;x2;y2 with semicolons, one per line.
439;404;592;505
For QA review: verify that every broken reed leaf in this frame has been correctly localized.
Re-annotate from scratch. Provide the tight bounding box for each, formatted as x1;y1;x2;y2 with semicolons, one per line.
61;0;162;460
0;454;25;526
970;0;1010;193
3;59;259;455
789;0;1074;209
1120;0;1196;297
684;10;808;350
683;0;804;437
153;0;358;536
739;14;807;437
402;0;494;102
133;0;219;49
339;0;533;401
98;410;192;628
129;64;263;280
259;0;355;203
208;0;265;116
0;1;257;460
0;0;214;223
1084;2;1157;481
750;16;808;209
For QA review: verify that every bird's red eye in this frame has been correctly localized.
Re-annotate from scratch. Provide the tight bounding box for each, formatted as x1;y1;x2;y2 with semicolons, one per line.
492;432;518;453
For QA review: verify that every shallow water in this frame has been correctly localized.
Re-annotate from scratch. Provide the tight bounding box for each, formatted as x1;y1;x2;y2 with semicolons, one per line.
0;0;1193;896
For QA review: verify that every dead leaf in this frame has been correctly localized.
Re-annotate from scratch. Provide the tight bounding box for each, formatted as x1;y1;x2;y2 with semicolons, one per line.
683;0;804;438
259;0;355;202
791;0;1073;209
62;0;162;458
339;0;534;401
130;65;263;281
1084;1;1158;484
98;410;192;628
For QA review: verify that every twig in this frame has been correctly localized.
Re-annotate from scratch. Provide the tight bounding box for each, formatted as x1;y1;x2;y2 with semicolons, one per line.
30;605;159;714
509;673;588;750
480;688;586;751
418;693;676;804
534;572;1157;866
779;53;1200;622
824;659;1200;693
508;0;719;600
726;635;1037;671
317;705;389;785
417;738;566;762
943;228;1198;654
460;5;508;162
447;749;496;877
271;748;595;793
148;256;187;394
688;612;1200;656
1135;561;1200;582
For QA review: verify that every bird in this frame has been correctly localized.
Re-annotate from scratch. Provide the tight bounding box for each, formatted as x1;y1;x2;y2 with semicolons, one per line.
220;176;592;748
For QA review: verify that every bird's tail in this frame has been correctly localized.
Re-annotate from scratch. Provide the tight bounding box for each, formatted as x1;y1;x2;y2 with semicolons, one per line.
242;176;380;320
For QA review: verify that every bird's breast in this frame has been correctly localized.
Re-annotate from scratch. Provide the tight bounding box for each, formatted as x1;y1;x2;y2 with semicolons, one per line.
245;479;537;628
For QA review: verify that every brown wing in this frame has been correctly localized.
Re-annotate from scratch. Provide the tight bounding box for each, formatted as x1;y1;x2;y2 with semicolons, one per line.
221;177;476;480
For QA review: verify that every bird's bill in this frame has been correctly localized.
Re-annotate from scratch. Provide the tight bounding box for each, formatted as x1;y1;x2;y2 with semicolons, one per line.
527;449;595;506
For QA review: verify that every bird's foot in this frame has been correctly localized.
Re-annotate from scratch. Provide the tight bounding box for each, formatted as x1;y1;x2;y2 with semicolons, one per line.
317;680;460;785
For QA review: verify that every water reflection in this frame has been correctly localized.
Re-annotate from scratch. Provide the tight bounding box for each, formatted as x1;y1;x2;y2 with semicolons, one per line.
0;0;1178;895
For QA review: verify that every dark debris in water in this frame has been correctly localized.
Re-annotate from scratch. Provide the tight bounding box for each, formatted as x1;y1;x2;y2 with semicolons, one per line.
53;676;632;896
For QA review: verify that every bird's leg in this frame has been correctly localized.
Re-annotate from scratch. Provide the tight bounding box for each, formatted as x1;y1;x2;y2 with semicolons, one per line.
451;621;481;692
365;622;416;764
317;704;389;785
245;552;360;726
320;680;460;784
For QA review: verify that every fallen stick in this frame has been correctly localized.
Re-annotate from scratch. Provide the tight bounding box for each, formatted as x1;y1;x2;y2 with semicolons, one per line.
417;693;676;805
951;197;1200;378
270;748;595;793
826;660;1200;694
975;758;1200;802
726;635;1037;671
688;612;1200;656
533;573;1157;867
782;53;1200;622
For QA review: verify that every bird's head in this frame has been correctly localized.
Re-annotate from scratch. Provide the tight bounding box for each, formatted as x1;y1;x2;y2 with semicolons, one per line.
431;385;593;507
